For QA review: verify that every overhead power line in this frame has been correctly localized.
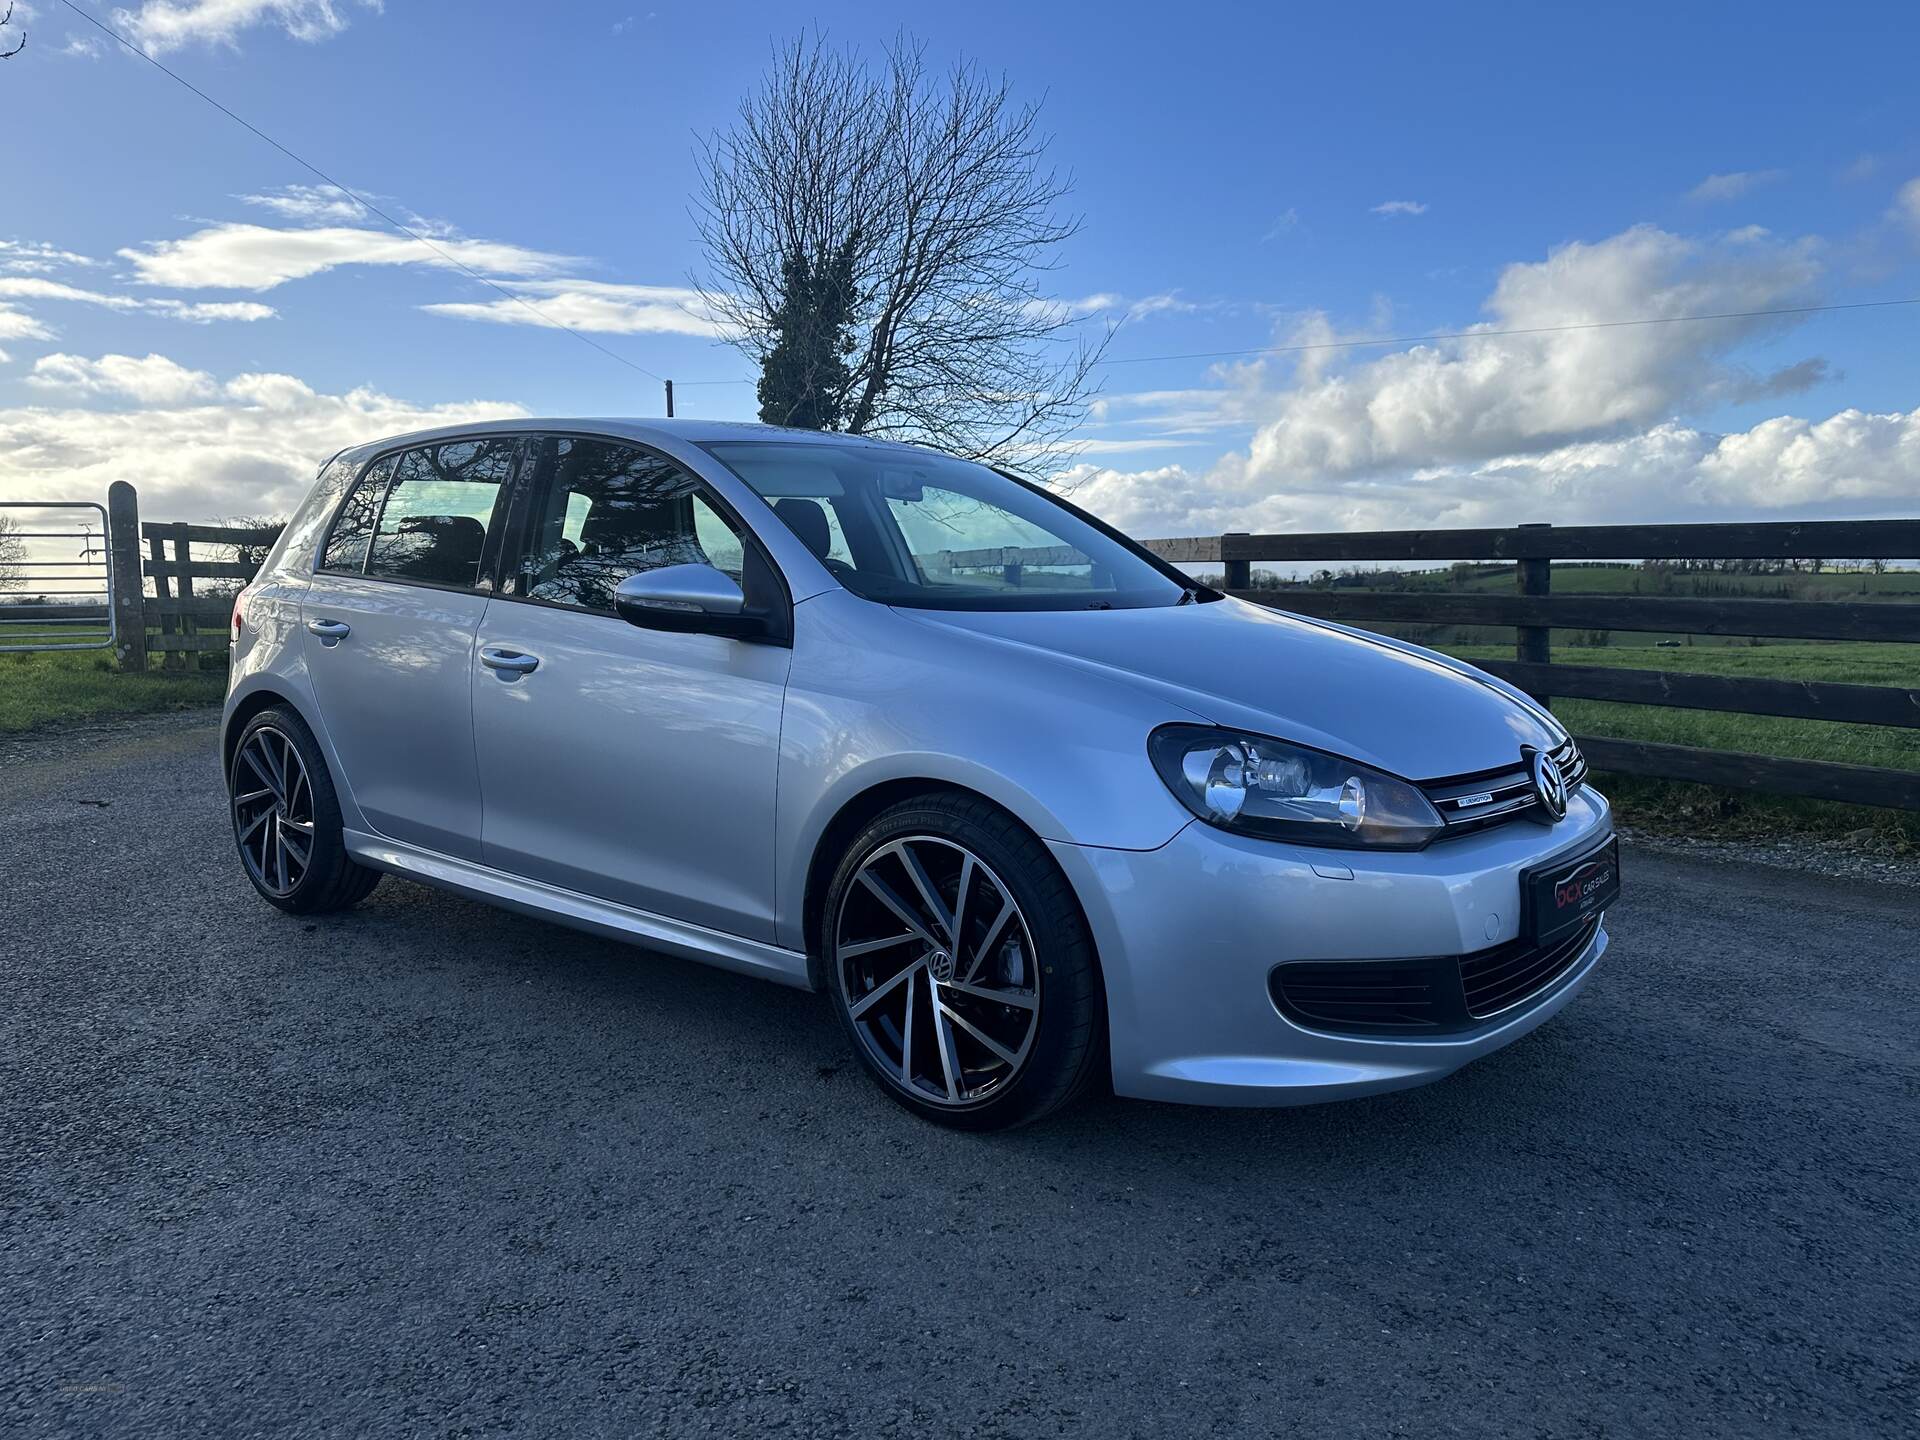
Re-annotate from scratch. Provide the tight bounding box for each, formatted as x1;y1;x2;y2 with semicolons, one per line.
57;0;668;387
1096;296;1920;368
647;294;1920;389
55;0;1920;408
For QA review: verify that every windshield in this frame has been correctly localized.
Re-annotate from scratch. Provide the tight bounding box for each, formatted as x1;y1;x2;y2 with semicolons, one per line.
702;441;1189;611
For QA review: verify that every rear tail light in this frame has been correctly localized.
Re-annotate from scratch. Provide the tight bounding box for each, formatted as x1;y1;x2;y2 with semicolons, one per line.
232;587;249;641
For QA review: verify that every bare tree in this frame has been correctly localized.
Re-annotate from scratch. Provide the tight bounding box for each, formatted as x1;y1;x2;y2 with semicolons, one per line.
1;3;24;59
695;33;1108;470
0;514;25;590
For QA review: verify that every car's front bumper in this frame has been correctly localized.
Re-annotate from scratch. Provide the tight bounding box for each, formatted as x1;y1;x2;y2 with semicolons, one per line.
1048;787;1613;1106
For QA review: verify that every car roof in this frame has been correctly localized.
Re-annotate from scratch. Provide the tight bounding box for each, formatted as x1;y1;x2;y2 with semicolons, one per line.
345;416;923;456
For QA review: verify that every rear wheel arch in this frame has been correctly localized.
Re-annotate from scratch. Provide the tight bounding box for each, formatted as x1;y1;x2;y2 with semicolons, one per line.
223;687;301;773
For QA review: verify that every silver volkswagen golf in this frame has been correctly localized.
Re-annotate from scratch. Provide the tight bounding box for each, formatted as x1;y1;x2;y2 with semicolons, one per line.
223;419;1616;1129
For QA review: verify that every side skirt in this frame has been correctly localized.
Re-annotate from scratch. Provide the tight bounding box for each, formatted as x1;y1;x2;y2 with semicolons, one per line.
343;829;814;990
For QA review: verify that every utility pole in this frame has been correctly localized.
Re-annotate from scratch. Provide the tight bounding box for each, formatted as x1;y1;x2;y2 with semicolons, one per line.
663;379;674;418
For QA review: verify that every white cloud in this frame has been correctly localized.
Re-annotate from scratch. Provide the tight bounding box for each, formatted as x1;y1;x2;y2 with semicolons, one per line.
111;0;378;54
0;240;98;274
1895;178;1920;235
1206;224;1821;479
0;276;275;324
1062;403;1920;539
0;356;526;520
1090;359;1278;436
1371;200;1428;217
29;351;217;404
0;304;55;342
1261;208;1301;243
421;279;727;338
151;299;278;323
239;183;375;224
119;222;578;290
1053;221;1905;538
0;348;11;365
1687;169;1786;203
60;34;104;57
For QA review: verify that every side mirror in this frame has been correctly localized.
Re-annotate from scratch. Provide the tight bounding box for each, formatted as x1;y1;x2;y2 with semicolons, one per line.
613;564;757;637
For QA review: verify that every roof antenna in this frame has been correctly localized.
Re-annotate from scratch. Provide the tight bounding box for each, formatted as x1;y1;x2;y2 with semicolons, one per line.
664;379;675;418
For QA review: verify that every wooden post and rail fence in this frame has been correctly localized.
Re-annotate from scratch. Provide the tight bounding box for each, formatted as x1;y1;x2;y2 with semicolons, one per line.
995;517;1920;812
90;481;1920;812
104;479;276;672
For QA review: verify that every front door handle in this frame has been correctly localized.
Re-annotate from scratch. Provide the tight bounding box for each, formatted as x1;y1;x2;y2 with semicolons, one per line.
479;647;540;675
306;618;351;642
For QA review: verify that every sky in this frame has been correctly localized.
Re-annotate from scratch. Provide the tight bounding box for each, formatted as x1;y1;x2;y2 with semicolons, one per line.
2;0;1918;536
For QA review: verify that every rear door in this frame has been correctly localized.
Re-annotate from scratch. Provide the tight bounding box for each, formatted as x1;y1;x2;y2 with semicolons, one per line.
302;436;519;860
472;435;790;940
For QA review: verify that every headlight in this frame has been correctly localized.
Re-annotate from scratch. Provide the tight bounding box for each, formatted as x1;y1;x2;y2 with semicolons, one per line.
1148;725;1444;850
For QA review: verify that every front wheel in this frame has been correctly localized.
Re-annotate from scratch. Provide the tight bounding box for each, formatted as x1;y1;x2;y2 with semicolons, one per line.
228;705;381;915
823;794;1105;1130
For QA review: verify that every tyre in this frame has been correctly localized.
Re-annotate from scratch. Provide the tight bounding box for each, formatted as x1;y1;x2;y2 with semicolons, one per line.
228;705;382;915
823;793;1105;1130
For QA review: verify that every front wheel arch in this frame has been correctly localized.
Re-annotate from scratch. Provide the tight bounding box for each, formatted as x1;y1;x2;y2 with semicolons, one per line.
801;780;1103;997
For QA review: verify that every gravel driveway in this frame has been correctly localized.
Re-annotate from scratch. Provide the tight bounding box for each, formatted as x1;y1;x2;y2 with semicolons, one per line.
4;710;1915;1438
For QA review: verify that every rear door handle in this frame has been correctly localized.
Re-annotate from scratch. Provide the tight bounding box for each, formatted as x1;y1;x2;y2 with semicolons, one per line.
479;647;540;675
306;618;351;642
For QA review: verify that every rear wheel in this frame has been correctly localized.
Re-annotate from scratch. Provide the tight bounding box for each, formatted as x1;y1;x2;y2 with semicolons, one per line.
229;706;381;914
824;794;1104;1130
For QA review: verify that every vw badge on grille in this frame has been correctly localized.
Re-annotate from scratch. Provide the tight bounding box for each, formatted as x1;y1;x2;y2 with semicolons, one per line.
1527;747;1569;821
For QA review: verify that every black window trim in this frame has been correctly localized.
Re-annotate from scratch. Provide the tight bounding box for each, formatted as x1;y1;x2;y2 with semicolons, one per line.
311;432;525;599
485;429;795;644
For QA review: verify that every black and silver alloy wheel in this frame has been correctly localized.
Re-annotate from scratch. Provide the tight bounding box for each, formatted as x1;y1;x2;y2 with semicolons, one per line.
232;724;315;898
227;704;381;915
835;835;1042;1107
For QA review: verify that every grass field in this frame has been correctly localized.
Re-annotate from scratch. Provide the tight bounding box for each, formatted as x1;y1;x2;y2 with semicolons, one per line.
1437;640;1920;847
1445;641;1920;771
1445;562;1920;599
0;649;226;734
4;621;1915;847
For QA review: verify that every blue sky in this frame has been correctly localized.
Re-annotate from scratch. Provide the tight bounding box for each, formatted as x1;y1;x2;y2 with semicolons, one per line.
3;0;1918;531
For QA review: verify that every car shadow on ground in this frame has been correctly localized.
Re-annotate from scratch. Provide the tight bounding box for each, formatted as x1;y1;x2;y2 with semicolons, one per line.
318;872;1648;1191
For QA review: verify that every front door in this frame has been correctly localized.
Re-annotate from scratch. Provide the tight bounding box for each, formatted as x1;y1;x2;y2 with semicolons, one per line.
301;438;517;860
472;437;790;941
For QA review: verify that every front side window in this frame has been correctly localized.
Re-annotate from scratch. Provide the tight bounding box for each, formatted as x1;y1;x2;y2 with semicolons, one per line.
365;440;516;588
514;437;747;613
702;441;1188;611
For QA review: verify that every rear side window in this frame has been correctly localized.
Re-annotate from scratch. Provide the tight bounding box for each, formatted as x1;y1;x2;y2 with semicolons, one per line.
320;456;395;574
513;437;748;612
365;440;516;588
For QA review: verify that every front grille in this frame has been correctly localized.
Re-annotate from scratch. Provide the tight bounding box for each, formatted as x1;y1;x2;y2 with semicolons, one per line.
1458;915;1602;1019
1269;913;1602;1037
1422;737;1589;838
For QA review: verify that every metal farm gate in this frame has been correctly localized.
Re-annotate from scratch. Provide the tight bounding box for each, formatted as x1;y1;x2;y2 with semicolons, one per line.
0;501;116;652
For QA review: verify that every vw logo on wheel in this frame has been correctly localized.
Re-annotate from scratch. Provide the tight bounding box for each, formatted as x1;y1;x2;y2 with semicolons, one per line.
1527;747;1569;821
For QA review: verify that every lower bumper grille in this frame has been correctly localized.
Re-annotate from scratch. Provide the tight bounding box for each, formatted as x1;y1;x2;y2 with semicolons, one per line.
1269;914;1603;1037
1460;916;1600;1019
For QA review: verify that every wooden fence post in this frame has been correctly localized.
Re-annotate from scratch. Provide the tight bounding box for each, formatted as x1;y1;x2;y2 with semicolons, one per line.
1516;521;1552;709
106;480;147;673
172;521;198;665
1222;532;1250;591
147;528;177;669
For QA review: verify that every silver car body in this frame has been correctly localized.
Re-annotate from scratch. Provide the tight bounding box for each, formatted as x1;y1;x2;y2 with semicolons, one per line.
226;418;1611;1107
